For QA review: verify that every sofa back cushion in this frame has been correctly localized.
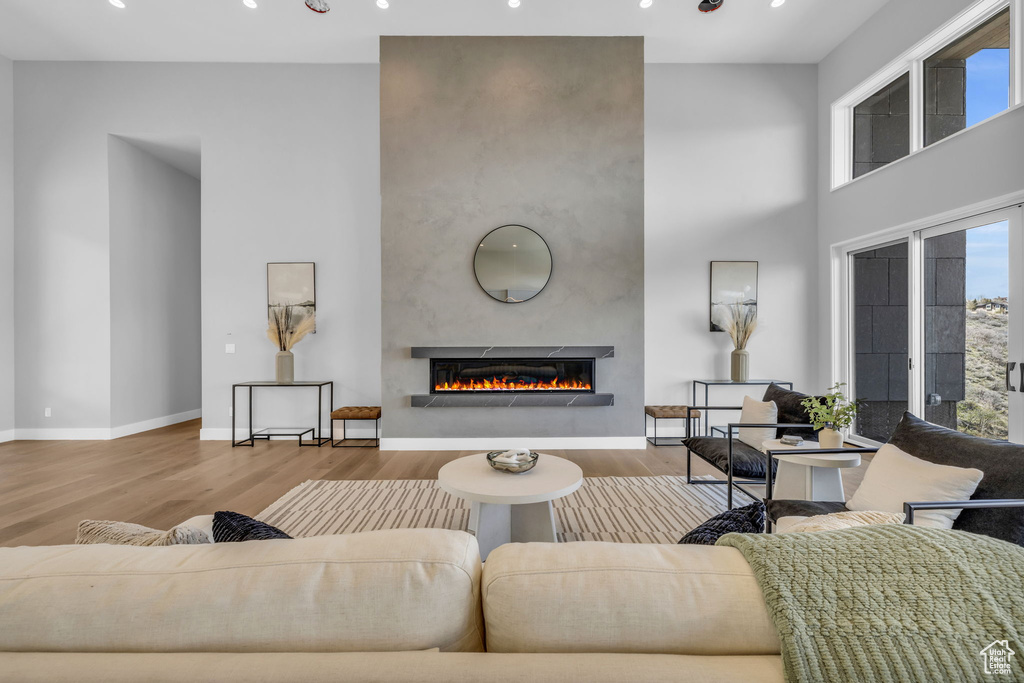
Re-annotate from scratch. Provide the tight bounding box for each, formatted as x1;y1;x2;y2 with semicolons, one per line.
0;529;484;654
761;384;819;440
888;412;1024;544
482;542;780;656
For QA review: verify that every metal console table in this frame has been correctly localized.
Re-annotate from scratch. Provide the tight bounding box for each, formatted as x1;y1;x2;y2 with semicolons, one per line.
691;379;793;437
231;380;333;447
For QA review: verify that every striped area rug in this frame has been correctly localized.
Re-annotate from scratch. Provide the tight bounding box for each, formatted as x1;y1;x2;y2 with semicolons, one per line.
257;476;757;545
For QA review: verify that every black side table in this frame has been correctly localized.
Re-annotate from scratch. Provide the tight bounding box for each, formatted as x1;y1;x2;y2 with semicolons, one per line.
691;379;793;436
231;381;333;447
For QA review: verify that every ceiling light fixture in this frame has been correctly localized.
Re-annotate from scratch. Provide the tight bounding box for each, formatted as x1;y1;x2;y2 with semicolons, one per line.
377;0;389;7
508;0;521;8
109;0;125;7
243;0;258;8
305;0;331;13
639;0;653;7
697;0;722;12
770;0;785;6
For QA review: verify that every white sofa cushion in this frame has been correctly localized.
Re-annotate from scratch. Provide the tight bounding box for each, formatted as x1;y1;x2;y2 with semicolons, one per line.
482;542;780;656
0;529;484;654
738;396;778;451
846;443;984;529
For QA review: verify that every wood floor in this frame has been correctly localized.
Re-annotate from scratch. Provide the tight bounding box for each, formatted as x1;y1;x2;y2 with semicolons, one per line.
0;419;868;547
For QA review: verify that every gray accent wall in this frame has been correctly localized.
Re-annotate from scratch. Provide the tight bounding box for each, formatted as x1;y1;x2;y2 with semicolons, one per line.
380;37;644;440
108;136;202;429
0;56;12;437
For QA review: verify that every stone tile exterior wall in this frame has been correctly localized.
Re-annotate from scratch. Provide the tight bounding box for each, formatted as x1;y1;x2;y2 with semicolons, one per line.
853;73;909;179
924;58;967;146
853;236;965;441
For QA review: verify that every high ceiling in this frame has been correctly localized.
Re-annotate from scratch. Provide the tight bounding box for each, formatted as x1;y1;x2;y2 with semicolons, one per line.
0;0;889;64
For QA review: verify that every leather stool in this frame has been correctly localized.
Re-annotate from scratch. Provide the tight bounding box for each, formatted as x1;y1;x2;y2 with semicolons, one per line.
331;406;381;448
644;405;702;446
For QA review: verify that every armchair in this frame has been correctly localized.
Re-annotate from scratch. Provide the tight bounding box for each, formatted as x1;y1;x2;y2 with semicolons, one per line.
766;412;1024;546
683;383;826;509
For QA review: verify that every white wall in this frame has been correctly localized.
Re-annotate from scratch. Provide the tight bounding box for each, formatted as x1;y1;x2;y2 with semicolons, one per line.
646;65;821;413
13;63;381;439
0;55;12;441
816;0;1024;382
108;136;201;432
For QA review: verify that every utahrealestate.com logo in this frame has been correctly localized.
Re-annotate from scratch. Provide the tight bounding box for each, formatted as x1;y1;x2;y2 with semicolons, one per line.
981;640;1016;675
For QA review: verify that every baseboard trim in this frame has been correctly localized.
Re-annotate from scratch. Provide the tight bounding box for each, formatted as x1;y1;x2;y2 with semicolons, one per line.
13;427;118;441
0;429;15;444
379;436;647;451
13;409;201;441
109;409;202;440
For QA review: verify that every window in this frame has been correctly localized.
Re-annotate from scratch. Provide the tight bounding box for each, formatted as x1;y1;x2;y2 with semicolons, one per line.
837;207;1023;445
853;74;910;179
832;0;1021;189
851;242;909;441
925;8;1011;146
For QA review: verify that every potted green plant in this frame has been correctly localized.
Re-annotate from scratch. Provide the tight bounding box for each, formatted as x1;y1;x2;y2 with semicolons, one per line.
800;383;860;448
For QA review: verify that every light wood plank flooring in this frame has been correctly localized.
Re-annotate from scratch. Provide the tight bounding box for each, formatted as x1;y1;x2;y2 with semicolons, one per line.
0;419;868;547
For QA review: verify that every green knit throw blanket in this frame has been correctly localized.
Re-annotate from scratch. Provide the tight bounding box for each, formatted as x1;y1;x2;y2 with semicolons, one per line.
718;525;1024;683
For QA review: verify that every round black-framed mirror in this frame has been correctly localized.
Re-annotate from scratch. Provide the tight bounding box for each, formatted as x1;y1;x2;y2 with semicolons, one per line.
474;225;552;303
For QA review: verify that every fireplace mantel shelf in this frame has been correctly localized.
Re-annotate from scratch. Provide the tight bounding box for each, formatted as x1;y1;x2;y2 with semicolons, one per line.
411;346;614;359
412;393;614;408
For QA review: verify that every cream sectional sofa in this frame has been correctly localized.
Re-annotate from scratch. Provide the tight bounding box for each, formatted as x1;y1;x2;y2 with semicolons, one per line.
0;529;783;682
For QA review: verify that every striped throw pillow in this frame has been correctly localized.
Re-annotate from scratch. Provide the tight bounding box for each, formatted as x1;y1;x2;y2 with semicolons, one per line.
212;511;291;542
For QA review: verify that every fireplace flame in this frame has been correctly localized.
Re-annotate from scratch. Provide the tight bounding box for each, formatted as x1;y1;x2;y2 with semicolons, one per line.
435;377;592;392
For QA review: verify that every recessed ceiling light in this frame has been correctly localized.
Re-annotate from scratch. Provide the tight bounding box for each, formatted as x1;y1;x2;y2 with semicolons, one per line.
243;0;257;8
508;0;521;7
770;0;785;6
306;0;331;13
377;0;389;7
639;0;653;7
109;0;125;8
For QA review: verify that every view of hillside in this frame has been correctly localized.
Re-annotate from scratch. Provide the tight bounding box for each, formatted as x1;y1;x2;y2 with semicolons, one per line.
959;306;1009;440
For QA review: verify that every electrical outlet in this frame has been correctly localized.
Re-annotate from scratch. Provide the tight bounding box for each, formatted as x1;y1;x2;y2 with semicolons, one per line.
44;407;52;418
225;344;236;354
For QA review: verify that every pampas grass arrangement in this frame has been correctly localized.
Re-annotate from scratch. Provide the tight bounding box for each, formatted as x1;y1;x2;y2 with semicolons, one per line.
267;305;316;352
714;302;757;350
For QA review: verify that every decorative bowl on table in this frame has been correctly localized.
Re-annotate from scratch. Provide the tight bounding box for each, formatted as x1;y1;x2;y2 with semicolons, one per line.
486;450;540;474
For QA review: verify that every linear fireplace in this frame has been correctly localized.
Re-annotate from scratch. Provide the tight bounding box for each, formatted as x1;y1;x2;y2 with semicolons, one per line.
431;359;595;394
410;346;614;407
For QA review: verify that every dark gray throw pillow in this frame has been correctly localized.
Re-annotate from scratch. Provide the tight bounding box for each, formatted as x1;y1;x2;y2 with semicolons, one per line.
212;511;291;543
678;502;765;545
888;412;1024;546
761;383;822;440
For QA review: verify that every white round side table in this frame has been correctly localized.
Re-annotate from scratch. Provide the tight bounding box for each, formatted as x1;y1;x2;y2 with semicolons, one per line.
437;453;583;560
761;438;861;502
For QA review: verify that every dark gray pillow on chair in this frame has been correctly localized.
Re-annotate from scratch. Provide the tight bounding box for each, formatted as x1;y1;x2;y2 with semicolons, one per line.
678;502;765;545
888;412;1024;545
761;383;821;440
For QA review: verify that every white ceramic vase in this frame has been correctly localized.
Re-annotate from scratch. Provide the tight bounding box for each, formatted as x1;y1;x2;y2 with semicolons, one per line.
818;427;843;449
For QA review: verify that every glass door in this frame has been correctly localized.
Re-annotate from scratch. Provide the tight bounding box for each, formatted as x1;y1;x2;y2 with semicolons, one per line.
919;207;1023;443
849;241;910;443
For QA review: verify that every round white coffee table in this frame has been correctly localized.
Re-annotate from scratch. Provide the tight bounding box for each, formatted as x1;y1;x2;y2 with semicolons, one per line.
761;438;861;501
437;453;583;560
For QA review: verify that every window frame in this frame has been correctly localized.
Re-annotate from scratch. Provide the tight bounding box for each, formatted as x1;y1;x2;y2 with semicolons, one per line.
831;0;1021;191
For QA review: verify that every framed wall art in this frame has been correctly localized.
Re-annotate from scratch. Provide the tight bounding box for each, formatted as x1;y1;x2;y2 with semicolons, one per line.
709;261;758;332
